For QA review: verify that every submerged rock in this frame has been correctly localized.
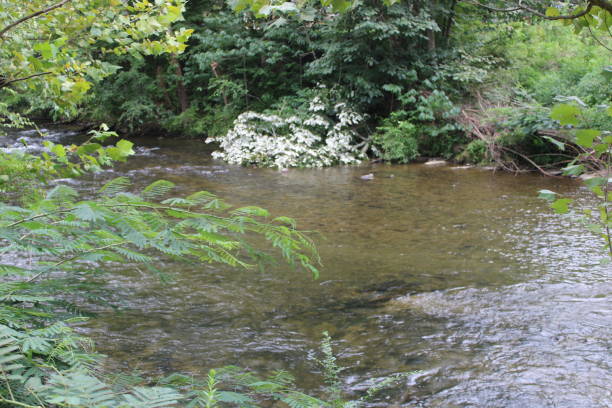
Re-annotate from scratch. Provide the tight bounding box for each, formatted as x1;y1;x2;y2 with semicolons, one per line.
424;160;447;166
334;280;419;310
579;170;608;181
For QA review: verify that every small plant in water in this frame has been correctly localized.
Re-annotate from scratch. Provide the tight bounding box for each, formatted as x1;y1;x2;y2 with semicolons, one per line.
539;100;612;261
312;331;417;407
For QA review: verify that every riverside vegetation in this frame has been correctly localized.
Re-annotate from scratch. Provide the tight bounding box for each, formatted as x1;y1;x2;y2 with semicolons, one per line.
0;0;611;407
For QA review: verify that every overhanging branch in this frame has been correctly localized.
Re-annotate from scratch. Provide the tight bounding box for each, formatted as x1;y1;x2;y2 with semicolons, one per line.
463;1;521;12
0;72;52;88
519;2;594;20
0;0;72;39
463;1;606;20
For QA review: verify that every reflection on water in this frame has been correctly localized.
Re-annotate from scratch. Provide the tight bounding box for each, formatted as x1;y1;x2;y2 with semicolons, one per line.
3;132;611;407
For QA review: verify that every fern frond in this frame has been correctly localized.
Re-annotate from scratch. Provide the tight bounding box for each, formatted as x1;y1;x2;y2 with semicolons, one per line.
112;247;153;263
0;327;25;381
72;202;108;222
279;391;325;408
99;176;132;196
0;264;29;277
46;185;78;204
142;180;175;200
232;206;270;217
123;386;183;408
43;370;117;407
185;191;216;206
216;390;256;405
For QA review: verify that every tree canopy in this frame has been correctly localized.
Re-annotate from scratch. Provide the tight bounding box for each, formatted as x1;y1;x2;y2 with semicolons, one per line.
0;0;193;129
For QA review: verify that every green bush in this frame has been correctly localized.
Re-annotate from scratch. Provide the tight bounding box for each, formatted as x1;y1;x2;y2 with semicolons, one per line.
373;89;466;162
458;139;488;164
574;69;612;106
373;120;419;163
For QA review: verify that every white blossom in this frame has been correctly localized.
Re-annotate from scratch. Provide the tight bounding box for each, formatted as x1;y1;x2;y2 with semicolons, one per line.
207;97;366;168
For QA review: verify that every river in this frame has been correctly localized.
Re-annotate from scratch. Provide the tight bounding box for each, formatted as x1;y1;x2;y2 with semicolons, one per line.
2;129;611;407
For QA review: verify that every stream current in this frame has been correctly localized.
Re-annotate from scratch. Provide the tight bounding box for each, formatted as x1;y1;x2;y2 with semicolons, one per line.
2;129;611;407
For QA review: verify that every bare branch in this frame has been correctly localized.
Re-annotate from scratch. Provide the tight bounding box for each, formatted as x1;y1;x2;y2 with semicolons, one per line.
464;1;597;20
501;146;562;177
0;72;52;88
463;1;521;13
519;2;594;21
0;0;72;39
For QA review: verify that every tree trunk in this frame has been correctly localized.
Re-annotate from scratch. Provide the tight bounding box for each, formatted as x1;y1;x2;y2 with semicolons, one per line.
171;55;189;113
210;61;229;107
156;65;172;109
442;0;458;44
427;30;436;51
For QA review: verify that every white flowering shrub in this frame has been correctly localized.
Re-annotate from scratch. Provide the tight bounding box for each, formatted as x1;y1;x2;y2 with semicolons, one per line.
207;97;366;168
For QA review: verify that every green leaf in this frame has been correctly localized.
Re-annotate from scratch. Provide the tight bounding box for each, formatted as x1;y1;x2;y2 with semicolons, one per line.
248;380;284;392
331;0;352;12
562;164;585;176
123;386;182;408
545;7;560;17
47;185;78;202
77;143;102;156
594;143;609;155
105;147;123;161
550;104;581;126
116;139;135;156
51;144;66;158
575;129;600;148
274;216;297;228
217;391;255;404
166;4;183;22
583;177;606;188
233;206;270;217
541;136;565;151
0;264;29;276
550;198;572;214
538;189;557;201
587;223;602;234
230;0;250;12
99;177;131;196
34;42;54;59
143;180;175;200
73;203;105;222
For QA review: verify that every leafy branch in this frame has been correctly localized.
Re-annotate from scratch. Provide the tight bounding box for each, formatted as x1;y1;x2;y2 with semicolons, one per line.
0;0;73;39
539;101;612;260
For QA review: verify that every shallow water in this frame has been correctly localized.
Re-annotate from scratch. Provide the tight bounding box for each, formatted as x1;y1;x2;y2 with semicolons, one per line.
3;131;611;407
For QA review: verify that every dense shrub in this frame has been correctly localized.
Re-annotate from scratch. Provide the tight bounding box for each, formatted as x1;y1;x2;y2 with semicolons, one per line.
372;120;419;163
373;90;466;162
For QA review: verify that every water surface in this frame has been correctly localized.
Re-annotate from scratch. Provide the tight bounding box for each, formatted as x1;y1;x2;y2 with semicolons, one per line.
3;131;610;407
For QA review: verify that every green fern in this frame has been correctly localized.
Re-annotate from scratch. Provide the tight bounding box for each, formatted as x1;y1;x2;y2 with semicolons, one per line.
43;370;116;407
142;180;176;200
1;146;322;407
280;391;325;408
99;177;132;196
0;329;24;381
123;386;183;408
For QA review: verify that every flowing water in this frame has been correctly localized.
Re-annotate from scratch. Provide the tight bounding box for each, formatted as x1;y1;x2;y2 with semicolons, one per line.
3;129;611;407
